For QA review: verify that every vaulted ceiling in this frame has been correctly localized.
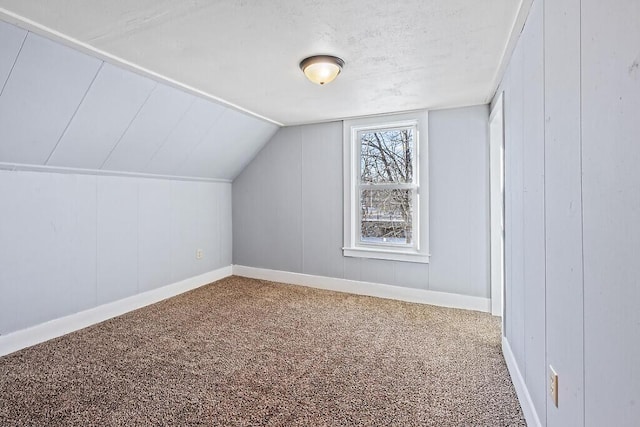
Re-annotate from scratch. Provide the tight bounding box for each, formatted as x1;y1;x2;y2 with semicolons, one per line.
0;1;527;180
0;20;278;181
0;0;525;126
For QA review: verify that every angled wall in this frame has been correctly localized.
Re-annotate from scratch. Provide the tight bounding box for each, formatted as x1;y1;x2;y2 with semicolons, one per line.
233;105;490;301
0;18;276;337
0;19;278;181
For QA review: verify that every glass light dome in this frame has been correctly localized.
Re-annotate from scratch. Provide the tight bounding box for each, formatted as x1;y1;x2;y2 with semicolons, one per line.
300;55;345;85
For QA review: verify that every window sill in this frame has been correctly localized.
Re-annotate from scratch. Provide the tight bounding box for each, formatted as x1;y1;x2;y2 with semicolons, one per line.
343;246;430;264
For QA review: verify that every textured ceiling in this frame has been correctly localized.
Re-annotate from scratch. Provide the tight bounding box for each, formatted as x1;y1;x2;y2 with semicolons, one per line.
0;0;524;126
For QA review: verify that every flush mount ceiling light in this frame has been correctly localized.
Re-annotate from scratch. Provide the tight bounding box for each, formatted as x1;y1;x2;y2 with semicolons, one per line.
299;55;345;85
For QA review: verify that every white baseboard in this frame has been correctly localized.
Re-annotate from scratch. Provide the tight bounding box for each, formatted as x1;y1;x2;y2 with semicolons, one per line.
0;266;232;357
503;336;543;427
232;265;491;312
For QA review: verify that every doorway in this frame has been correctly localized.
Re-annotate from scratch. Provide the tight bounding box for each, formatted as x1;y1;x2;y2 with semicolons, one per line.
489;93;505;322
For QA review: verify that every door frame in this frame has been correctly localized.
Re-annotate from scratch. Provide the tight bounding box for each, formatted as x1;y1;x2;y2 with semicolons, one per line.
489;92;505;324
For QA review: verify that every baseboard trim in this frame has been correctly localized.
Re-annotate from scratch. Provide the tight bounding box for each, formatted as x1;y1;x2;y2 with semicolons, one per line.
232;265;490;312
502;336;543;427
0;266;232;357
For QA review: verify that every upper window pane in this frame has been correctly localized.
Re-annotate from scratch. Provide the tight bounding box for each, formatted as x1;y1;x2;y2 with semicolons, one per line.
360;127;414;184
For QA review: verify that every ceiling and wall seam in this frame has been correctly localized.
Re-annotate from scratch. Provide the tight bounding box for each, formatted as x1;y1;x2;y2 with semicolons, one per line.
0;8;284;127
45;61;105;165
486;0;535;105
0;1;522;125
0;1;523;179
0;17;278;181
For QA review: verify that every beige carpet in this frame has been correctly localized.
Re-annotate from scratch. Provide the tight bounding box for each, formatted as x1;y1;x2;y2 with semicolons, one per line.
0;276;525;426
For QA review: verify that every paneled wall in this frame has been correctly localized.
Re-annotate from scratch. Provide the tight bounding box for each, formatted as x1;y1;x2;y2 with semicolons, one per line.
233;105;490;299
500;1;547;421
0;18;273;336
497;0;639;425
581;0;640;424
0;19;278;181
0;170;232;335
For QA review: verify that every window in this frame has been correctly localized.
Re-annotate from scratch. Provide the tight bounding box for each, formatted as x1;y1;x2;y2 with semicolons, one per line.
343;111;429;263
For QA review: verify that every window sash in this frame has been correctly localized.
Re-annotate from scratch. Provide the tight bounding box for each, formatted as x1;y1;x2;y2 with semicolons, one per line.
357;187;418;249
343;111;429;264
353;122;419;251
358;183;417;190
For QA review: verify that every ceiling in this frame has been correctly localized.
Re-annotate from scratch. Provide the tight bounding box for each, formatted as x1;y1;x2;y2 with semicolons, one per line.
0;0;525;126
0;20;278;181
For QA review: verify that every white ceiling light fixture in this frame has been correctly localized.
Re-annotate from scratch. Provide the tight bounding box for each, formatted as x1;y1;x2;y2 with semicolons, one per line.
299;55;345;85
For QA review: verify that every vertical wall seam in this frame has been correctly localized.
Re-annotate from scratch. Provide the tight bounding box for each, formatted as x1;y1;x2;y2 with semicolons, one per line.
541;0;548;423
0;31;27;99
578;0;586;422
521;31;528;383
339;123;346;279
220;184;224;267
136;182;140;293
45;62;104;165
95;177;99;306
215;183;220;268
486;107;491;304
99;82;158;170
170;182;175;282
300;127;305;274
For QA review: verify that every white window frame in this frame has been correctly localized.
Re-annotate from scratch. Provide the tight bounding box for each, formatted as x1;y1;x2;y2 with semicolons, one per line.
343;111;430;263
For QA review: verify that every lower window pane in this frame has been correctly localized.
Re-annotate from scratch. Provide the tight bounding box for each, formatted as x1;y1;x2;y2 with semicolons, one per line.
360;189;413;245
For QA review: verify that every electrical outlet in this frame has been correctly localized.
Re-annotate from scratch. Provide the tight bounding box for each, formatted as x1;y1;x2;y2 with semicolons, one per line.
549;365;558;407
196;249;203;260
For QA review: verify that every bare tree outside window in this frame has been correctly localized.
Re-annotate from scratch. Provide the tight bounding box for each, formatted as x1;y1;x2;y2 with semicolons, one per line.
344;113;428;263
359;127;415;245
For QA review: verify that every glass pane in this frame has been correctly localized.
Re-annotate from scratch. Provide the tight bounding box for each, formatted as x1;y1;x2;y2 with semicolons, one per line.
360;189;413;245
360;128;414;184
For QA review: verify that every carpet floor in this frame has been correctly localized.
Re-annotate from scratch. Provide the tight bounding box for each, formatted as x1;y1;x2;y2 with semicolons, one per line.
0;276;525;426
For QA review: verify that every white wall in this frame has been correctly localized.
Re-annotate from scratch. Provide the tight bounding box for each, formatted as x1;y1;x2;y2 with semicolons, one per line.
0;17;255;338
581;0;640;424
0;170;232;335
497;0;639;425
233;105;490;299
500;1;547;422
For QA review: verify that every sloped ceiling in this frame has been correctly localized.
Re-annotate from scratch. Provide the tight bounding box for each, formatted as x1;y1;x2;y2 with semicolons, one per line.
0;0;525;125
0;20;279;181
